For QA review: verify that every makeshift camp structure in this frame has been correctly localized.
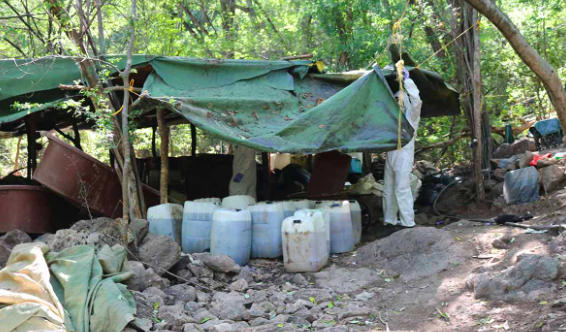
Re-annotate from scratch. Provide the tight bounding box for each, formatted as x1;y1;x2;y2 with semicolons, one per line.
0;56;458;146
0;56;459;231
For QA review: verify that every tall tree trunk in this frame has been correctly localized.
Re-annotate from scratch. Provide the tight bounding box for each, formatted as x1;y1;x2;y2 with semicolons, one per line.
449;0;487;200
471;11;485;200
463;0;566;141
121;0;137;244
45;0;144;222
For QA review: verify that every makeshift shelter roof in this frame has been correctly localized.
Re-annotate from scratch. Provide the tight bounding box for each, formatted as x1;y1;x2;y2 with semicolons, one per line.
0;56;459;153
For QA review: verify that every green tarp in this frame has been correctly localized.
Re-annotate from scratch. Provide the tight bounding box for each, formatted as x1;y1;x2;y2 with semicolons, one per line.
0;56;415;153
0;242;135;332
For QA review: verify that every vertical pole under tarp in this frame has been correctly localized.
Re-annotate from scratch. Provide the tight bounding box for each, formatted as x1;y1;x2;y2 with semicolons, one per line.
151;122;157;158
261;152;271;201
25;114;37;179
191;123;197;156
157;109;169;204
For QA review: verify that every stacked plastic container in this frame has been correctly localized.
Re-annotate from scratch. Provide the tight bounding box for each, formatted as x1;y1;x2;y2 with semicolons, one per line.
248;202;286;258
211;208;252;266
148;203;184;244
194;197;221;204
315;201;355;253
349;200;362;245
282;200;311;218
282;213;329;272
182;201;219;253
221;195;256;210
295;209;330;254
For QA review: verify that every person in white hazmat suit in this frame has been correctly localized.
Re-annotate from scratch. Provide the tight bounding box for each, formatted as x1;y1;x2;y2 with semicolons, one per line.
383;71;422;227
229;144;257;200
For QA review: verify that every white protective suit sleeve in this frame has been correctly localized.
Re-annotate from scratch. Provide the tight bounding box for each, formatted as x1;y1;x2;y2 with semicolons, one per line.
382;77;422;227
229;145;257;200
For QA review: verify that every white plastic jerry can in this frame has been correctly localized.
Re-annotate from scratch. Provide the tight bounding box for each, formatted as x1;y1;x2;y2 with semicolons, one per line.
182;201;219;253
294;208;331;254
315;201;355;254
221;195;256;210
210;208;252;266
148;203;184;245
247;202;286;258
349;200;362;244
282;215;329;272
194;197;221;204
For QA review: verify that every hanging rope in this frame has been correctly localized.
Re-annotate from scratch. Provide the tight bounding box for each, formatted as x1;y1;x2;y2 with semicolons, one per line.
417;20;480;69
390;0;410;150
112;79;143;116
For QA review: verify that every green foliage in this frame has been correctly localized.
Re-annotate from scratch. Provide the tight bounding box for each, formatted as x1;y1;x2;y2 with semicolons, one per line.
0;0;565;168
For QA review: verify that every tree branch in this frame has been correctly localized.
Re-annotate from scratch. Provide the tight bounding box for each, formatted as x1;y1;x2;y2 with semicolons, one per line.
3;37;27;57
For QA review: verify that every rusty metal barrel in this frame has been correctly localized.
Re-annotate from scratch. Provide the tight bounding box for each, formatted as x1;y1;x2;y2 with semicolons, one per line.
0;185;55;233
35;134;158;218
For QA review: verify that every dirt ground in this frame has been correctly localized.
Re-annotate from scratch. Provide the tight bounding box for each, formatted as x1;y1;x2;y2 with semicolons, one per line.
308;189;566;332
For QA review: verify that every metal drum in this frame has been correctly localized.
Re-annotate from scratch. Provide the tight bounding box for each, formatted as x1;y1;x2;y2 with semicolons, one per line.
0;185;54;233
35;134;160;218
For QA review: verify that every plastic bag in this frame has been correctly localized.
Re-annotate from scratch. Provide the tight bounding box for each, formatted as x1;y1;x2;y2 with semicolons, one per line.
503;167;540;204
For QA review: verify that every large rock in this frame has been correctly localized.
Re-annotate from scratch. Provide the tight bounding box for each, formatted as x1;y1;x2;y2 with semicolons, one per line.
512;138;537;155
211;292;249;321
142;287;168;308
34;233;55;247
138;233;181;276
519;151;536;169
124;261;148;292
493;168;508;182
291;289;334;303
129;218;150;245
467;254;564;302
229;279;249;292
237;266;254;283
51;218;141;253
171;256;194;281
315;267;382;293
249;302;276;318
183;323;205;332
50;229;88;252
131;291;153;320
70;217;135;249
192;253;241;274
493;143;514;159
539;165;565;192
338;303;372;319
189;263;214;278
491;181;504;197
164;283;197;304
158;304;196;328
351;228;466;281
549;232;566;253
0;229;31;268
146;267;171;289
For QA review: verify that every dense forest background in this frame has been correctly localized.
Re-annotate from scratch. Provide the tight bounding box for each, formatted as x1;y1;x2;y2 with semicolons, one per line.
0;0;565;176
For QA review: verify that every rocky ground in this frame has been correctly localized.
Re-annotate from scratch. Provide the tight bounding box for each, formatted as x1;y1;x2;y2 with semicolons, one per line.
2;139;566;332
3;207;566;332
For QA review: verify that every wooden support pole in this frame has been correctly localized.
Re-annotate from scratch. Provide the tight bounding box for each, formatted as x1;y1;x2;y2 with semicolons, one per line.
151;123;157;158
191;123;197;156
261;152;271;201
25;115;37;179
157;109;169;204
